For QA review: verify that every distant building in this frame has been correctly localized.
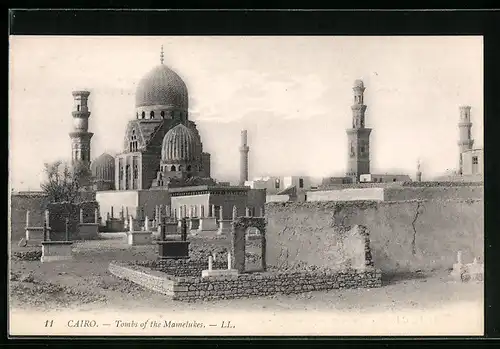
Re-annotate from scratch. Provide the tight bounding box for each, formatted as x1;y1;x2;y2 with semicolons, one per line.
245;176;314;194
245;175;315;202
359;174;412;183
458;106;483;178
346;79;372;182
321;177;354;186
321;80;411;187
461;148;483;176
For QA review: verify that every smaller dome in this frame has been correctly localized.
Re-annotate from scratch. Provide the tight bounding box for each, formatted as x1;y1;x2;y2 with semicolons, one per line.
354;79;364;88
91;153;115;182
162;124;201;163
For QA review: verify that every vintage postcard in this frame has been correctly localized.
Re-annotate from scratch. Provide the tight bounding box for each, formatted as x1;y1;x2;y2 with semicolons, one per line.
8;35;483;337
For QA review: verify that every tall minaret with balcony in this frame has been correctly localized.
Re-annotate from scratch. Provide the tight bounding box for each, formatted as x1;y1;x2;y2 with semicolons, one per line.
239;130;250;186
346;80;372;182
458;105;474;175
69;90;93;174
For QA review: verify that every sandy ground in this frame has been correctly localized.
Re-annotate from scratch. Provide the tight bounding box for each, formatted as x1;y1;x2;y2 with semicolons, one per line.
9;234;484;336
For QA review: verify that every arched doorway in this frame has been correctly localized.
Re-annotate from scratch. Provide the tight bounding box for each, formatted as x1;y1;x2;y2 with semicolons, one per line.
245;227;263;272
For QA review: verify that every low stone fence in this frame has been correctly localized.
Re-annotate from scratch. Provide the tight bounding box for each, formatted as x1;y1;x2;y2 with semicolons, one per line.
133;259;227;277
109;261;382;302
108;261;177;296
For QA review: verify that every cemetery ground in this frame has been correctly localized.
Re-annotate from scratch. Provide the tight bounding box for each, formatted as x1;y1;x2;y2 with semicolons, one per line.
9;234;483;334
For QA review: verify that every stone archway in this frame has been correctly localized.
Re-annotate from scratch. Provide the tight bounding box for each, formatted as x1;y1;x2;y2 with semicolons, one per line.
245;227;264;272
230;216;266;273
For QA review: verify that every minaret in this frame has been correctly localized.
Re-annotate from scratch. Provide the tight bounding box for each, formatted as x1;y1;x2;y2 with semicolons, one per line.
416;159;422;182
346;80;372;182
69;90;93;173
239;130;250;186
458;105;474;175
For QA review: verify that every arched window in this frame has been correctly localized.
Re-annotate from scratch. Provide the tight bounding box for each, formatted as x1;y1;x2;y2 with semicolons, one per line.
275;179;280;189
77;105;80;111
150;111;155;119
170;165;176;171
130;130;138;152
125;164;130;189
178;165;183;171
161;111;165;119
187;165;192;172
141;111;145;119
136;112;139;119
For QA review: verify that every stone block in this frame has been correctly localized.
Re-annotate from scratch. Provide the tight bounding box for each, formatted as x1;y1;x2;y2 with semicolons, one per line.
189;218;200;231
41;241;73;263
127;231;152;246
157;241;190;259
77;223;99;240
198;217;218;232
106;218;124;232
25;227;46;245
217;220;232;236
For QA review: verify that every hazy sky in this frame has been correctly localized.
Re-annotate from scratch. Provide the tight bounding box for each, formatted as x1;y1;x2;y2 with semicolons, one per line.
9;36;483;190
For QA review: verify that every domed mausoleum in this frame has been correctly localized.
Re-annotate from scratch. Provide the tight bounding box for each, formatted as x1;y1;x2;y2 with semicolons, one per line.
91;47;265;227
113;51;211;191
91;153;115;191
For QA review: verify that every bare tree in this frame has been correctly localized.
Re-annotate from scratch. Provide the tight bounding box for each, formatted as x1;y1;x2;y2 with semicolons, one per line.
40;160;91;203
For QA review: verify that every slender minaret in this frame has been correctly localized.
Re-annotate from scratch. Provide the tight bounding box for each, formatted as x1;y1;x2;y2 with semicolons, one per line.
346;80;372;182
458;105;474;175
416;159;422;182
239;130;250;186
69;91;93;173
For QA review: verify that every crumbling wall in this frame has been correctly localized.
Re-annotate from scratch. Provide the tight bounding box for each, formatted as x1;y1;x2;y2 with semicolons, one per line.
265;199;483;273
10;192;49;242
383;186;484;201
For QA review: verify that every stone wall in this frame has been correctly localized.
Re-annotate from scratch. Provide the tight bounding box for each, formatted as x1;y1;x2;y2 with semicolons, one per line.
319;181;483;190
108;261;177;296
134;259;227;277
46;202;78;240
95;190;139;220
108;261;382;302
383;186;483;201
10;192;49;242
266;195;290;203
46;201;99;240
265;199;483;273
307;188;385;202
307;185;483;202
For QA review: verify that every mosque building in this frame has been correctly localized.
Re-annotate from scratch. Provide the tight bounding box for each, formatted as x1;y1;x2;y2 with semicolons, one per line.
320;79;412;188
457;105;483;179
81;47;265;221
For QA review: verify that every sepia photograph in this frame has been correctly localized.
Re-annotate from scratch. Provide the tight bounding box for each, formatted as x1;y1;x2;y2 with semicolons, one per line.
8;35;483;336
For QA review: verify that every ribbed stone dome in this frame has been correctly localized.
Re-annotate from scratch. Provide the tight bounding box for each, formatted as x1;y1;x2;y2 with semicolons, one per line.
135;64;189;109
91;153;115;182
161;124;201;162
